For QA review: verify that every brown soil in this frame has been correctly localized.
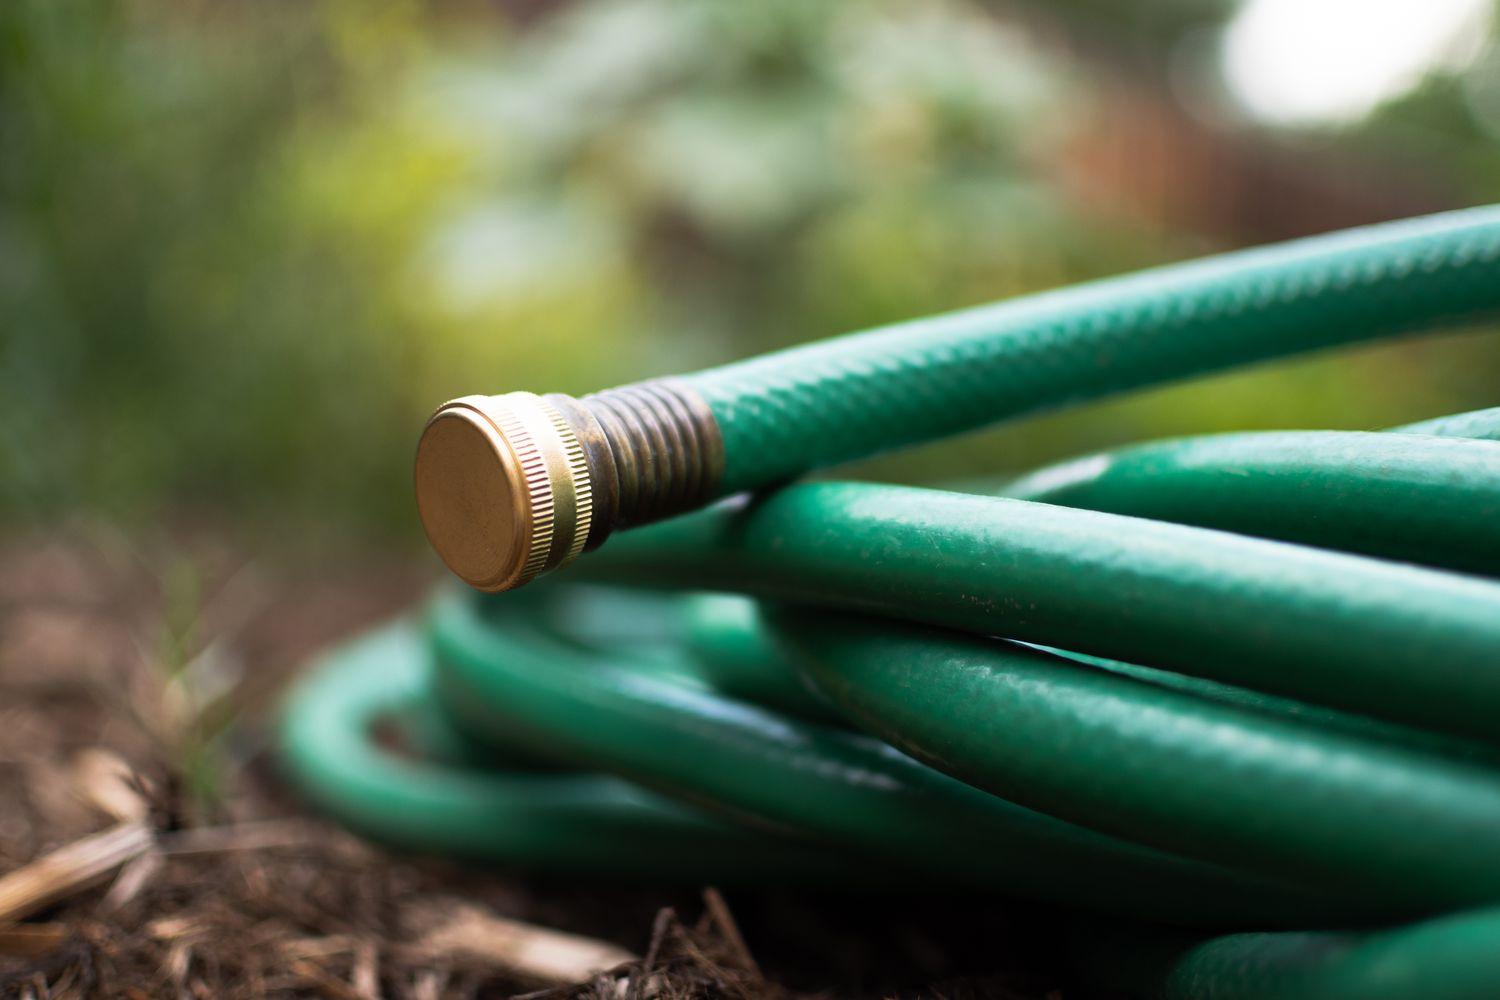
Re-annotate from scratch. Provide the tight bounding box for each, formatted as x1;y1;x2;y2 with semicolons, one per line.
0;533;1071;999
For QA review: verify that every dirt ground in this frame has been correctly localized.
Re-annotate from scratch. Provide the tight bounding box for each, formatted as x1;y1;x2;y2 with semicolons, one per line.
0;532;1070;999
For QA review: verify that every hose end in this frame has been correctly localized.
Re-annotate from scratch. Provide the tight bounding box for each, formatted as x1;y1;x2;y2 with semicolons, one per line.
415;392;592;592
415;380;723;592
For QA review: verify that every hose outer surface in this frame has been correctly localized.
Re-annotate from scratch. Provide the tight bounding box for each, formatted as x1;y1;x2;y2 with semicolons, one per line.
686;207;1500;490
585;483;1500;742
282;208;1500;1000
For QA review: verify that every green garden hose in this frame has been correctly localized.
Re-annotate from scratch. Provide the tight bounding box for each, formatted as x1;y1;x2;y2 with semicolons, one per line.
283;207;1500;999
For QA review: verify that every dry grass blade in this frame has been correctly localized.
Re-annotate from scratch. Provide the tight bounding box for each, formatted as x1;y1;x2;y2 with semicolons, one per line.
157;819;321;856
412;899;637;985
99;848;164;913
515;904;783;1000
70;749;149;823
351;939;378;1000
0;822;155;924
701;888;759;980
0;924;70;958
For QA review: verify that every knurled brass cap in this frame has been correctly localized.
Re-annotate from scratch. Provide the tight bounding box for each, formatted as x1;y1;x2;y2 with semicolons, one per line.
414;392;592;592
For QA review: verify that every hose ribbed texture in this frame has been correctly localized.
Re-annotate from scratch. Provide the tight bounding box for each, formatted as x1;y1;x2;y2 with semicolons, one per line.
991;431;1500;573
284;207;1500;1000
687;207;1500;491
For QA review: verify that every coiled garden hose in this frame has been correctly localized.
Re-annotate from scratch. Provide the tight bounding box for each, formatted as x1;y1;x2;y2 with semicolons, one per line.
283;207;1500;999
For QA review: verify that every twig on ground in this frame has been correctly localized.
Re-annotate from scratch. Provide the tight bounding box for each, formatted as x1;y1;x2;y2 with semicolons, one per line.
99;848;163;913
409;898;637;985
351;938;379;1000
157;818;322;856
0;924;69;958
70;749;149;823
0;822;155;924
701;888;760;980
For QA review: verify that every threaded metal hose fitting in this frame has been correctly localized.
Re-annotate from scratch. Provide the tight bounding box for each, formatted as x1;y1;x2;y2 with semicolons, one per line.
414;379;723;591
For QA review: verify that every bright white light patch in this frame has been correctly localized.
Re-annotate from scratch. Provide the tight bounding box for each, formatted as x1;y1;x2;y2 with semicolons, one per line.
1221;0;1490;125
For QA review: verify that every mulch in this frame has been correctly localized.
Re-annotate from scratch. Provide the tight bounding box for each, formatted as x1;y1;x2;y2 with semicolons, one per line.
0;533;1069;999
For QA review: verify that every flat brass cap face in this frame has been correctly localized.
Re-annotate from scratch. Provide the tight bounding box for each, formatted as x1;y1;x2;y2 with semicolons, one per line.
414;393;591;592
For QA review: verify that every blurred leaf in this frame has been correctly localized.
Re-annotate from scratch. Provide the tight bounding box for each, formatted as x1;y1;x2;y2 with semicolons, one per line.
2;0;1495;549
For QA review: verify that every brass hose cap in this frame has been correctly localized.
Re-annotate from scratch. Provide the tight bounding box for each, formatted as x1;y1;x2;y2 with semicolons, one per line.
414;392;592;592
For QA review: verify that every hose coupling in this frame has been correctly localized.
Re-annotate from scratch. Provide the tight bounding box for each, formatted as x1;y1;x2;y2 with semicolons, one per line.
414;379;724;592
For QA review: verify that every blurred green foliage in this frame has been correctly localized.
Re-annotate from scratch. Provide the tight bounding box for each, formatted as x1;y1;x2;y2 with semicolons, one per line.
3;0;1498;549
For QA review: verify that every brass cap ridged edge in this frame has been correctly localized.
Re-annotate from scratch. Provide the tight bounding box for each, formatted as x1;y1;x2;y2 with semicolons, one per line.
416;391;595;592
487;394;556;585
534;396;593;566
416;379;721;593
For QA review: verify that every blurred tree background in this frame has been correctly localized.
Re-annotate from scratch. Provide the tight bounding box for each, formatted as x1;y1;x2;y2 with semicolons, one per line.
4;0;1499;553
